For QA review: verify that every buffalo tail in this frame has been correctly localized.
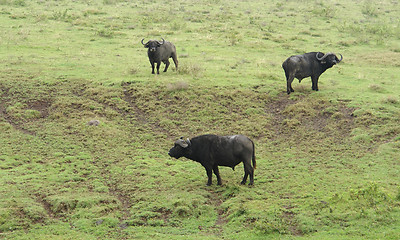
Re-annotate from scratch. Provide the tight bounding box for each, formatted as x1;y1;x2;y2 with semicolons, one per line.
252;140;256;170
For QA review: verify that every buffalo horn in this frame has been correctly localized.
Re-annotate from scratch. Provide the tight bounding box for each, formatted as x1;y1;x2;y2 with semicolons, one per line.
316;52;331;61
176;137;189;148
337;53;343;62
158;38;165;45
141;38;147;45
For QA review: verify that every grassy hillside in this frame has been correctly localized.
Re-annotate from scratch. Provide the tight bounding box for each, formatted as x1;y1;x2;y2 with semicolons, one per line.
1;0;399;239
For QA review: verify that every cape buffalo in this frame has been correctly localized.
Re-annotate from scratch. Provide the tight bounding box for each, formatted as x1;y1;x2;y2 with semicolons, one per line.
141;38;178;74
282;52;343;94
168;134;256;186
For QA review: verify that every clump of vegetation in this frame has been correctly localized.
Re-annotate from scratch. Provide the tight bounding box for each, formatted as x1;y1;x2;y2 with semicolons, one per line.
369;84;386;93
361;0;379;17
382;96;399;105
312;1;336;18
96;28;115;38
166;81;189;91
177;63;203;76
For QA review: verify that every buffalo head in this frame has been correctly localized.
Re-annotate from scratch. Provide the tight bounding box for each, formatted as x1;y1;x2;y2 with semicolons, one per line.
141;38;165;52
316;52;343;67
168;137;191;159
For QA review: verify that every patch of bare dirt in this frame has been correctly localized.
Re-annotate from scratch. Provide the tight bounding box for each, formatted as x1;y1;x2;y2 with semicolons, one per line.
34;193;60;221
27;100;52;118
122;86;174;138
202;189;228;236
264;93;356;143
0;84;52;135
282;205;303;236
0;99;52;136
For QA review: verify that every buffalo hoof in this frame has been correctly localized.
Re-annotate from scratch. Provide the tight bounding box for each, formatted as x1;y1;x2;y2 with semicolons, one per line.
240;181;246;185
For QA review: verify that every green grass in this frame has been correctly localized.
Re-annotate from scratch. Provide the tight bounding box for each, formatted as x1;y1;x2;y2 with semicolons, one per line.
1;0;400;239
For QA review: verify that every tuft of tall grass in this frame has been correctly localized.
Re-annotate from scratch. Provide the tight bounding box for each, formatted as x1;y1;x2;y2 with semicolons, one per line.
382;96;399;105
362;0;378;17
170;21;187;31
0;0;25;6
368;84;387;93
96;28;115;38
312;1;336;18
177;63;203;76
166;81;189;91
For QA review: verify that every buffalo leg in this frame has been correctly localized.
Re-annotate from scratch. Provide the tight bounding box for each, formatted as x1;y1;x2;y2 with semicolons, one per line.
163;59;170;72
311;76;319;91
241;164;248;185
241;163;254;185
241;173;248;185
205;167;213;186
249;169;254;186
150;61;155;74
213;165;222;185
156;61;161;74
172;53;178;70
286;75;295;94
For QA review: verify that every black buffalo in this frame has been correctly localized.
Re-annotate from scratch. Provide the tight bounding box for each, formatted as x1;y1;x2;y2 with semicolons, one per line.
168;134;256;186
282;52;343;94
141;38;178;74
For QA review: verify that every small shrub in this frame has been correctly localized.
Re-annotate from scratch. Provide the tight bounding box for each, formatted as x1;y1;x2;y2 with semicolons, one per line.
174;206;192;217
96;29;114;38
368;84;386;93
312;2;336;18
128;67;139;75
166;81;189;91
177;63;202;76
362;1;378;17
382;96;398;105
